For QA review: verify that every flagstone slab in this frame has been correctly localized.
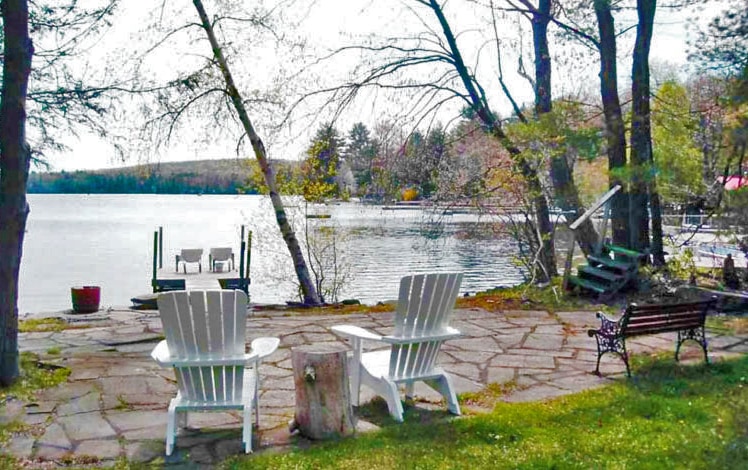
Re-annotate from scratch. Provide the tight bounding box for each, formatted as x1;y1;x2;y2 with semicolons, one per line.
99;376;153;396
442;362;482;383
491;353;555;370
492;333;527;349
446;350;499;364
523;333;565;350
533;324;567;335
485;366;516;384
447;374;483;394
452;322;498;337
448;337;501;352
125;440;165;462
107;410;169;432
504;348;573;358
57;392;101;416
35;422;73;457
503;384;574;402
75;439;122;459
38;381;96;402
2;435;34;459
58;412;116;441
121;424;168;441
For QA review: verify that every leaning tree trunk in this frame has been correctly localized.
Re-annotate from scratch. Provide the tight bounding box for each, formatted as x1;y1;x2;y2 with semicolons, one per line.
0;0;33;386
192;0;321;305
429;0;556;280
629;0;656;255
594;0;629;248
531;0;599;256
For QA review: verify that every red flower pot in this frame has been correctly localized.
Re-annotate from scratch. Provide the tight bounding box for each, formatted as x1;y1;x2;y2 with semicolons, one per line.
71;286;101;313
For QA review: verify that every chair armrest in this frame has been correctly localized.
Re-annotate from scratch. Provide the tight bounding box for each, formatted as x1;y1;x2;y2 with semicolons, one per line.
151;340;264;368
587;311;622;338
381;327;461;344
331;325;383;342
250;337;280;360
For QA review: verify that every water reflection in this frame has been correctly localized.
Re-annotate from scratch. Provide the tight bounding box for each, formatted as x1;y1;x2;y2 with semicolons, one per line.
20;195;526;312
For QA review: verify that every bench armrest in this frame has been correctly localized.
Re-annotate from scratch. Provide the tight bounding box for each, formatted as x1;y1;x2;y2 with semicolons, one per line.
587;310;622;338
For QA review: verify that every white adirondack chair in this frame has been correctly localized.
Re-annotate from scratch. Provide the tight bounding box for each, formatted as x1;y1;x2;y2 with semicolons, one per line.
151;289;279;455
331;272;463;422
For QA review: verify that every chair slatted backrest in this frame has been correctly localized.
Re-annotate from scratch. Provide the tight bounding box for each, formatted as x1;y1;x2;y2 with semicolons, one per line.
621;299;715;337
210;247;233;261
389;273;463;379
158;290;248;402
180;249;203;263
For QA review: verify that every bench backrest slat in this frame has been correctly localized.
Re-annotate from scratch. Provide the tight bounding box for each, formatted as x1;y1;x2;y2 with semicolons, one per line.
621;299;715;337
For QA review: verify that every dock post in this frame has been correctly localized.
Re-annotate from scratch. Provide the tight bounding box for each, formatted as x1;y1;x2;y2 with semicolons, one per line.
246;231;252;281
239;225;246;294
152;231;158;293
158;226;163;269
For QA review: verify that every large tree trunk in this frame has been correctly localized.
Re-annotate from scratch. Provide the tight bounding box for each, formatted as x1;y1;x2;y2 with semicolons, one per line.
0;0;33;386
531;0;599;256
430;0;556;280
192;0;321;304
629;0;655;255
594;0;629;248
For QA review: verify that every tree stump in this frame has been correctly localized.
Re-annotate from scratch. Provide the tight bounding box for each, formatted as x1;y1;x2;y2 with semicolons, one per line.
291;344;355;440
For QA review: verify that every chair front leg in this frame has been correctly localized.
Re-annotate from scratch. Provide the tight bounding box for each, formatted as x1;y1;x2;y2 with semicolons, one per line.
350;337;363;406
166;401;177;456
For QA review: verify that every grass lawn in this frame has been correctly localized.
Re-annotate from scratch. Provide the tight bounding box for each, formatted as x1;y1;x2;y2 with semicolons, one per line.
224;355;748;469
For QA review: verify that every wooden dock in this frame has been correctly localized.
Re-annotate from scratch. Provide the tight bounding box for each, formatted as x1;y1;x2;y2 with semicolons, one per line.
149;226;252;295
157;266;248;291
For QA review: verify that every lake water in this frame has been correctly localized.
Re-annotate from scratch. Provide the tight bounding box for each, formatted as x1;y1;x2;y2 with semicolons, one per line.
19;194;525;313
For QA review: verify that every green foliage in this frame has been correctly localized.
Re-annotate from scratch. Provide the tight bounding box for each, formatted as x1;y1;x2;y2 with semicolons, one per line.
345;122;378;191
223;356;748;469
247;159;305;195
0;353;70;404
506;102;603;166
463;277;594;313
665;245;698;282
303;124;343;202
18;317;68;333
652;81;705;204
692;3;748;77
18;317;89;333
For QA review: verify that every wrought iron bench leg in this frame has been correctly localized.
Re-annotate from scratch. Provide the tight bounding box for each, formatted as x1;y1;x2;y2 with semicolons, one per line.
676;327;709;364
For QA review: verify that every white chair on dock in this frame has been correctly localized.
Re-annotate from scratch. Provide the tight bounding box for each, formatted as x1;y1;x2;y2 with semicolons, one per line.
151;289;279;455
209;247;235;272
331;272;463;422
176;248;203;273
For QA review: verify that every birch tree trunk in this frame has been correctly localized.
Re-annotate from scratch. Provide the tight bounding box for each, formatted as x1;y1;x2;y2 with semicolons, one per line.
192;0;320;305
0;0;33;386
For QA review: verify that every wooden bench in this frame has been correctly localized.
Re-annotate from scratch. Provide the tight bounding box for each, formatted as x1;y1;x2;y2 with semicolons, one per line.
587;297;717;376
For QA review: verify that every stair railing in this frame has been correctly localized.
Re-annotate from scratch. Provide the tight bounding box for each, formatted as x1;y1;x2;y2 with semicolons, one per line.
562;185;622;290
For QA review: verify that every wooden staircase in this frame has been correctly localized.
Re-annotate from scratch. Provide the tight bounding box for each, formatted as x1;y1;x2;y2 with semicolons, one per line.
567;244;646;298
562;184;648;299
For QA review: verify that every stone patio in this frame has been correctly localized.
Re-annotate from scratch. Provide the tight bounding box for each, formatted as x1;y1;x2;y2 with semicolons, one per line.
2;305;747;467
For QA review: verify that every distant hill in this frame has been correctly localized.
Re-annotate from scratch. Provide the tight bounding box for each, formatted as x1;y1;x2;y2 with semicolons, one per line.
28;159;265;194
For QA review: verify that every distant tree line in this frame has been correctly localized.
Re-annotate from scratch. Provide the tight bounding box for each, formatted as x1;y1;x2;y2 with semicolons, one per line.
28;168;250;194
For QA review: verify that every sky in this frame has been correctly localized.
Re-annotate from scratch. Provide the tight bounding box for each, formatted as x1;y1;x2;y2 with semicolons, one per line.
38;0;717;173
